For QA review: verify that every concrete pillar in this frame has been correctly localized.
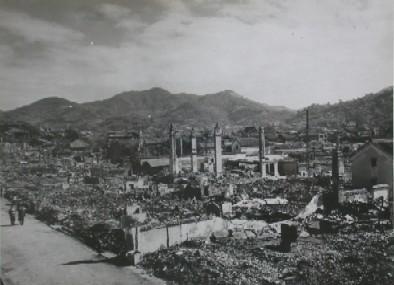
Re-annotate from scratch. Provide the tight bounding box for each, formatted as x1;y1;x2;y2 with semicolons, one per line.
191;128;198;173
392;187;394;229
259;126;266;178
138;130;143;153
274;162;279;177
179;136;183;157
169;123;177;175
174;158;179;174
214;123;222;177
261;162;267;177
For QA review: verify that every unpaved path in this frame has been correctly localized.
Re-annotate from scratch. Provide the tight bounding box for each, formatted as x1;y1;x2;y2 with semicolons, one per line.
0;198;163;285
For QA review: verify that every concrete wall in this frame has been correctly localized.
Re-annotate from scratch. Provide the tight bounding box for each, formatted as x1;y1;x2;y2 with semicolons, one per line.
278;160;297;176
134;218;268;254
351;145;393;227
136;218;226;254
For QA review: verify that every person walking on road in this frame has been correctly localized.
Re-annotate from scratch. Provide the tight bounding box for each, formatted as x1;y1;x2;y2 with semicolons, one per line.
18;205;26;225
8;206;16;225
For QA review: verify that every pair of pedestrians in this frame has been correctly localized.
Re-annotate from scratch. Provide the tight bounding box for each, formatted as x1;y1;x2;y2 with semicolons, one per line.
8;205;26;226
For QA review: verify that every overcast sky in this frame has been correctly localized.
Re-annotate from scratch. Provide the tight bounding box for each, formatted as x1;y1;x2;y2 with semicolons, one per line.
0;0;392;110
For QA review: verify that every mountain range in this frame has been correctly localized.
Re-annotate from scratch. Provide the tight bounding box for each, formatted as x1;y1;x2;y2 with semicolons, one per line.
291;86;393;134
1;86;392;136
0;88;294;130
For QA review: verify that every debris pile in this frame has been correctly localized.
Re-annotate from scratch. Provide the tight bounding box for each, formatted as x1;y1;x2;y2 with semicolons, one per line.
141;232;393;285
235;178;323;219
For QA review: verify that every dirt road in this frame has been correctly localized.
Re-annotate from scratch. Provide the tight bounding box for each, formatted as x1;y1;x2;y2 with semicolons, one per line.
0;199;163;285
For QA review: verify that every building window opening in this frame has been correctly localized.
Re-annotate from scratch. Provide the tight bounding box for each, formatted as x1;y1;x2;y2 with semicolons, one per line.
370;177;378;186
370;158;377;167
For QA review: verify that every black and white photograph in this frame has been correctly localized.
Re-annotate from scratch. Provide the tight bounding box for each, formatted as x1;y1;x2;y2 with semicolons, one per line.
0;1;393;284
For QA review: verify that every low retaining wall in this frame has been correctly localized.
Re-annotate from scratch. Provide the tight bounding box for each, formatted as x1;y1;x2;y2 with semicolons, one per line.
135;218;269;254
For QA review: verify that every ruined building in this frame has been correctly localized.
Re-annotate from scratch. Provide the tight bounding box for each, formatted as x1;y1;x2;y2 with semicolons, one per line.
351;139;393;190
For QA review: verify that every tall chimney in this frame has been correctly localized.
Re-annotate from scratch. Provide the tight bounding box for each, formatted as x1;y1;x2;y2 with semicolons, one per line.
214;123;222;177
191;128;198;173
169;123;177;175
259;126;267;177
331;132;340;207
138;130;143;153
137;130;143;175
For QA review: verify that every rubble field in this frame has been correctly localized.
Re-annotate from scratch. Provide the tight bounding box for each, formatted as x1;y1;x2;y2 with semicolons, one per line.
140;232;394;285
